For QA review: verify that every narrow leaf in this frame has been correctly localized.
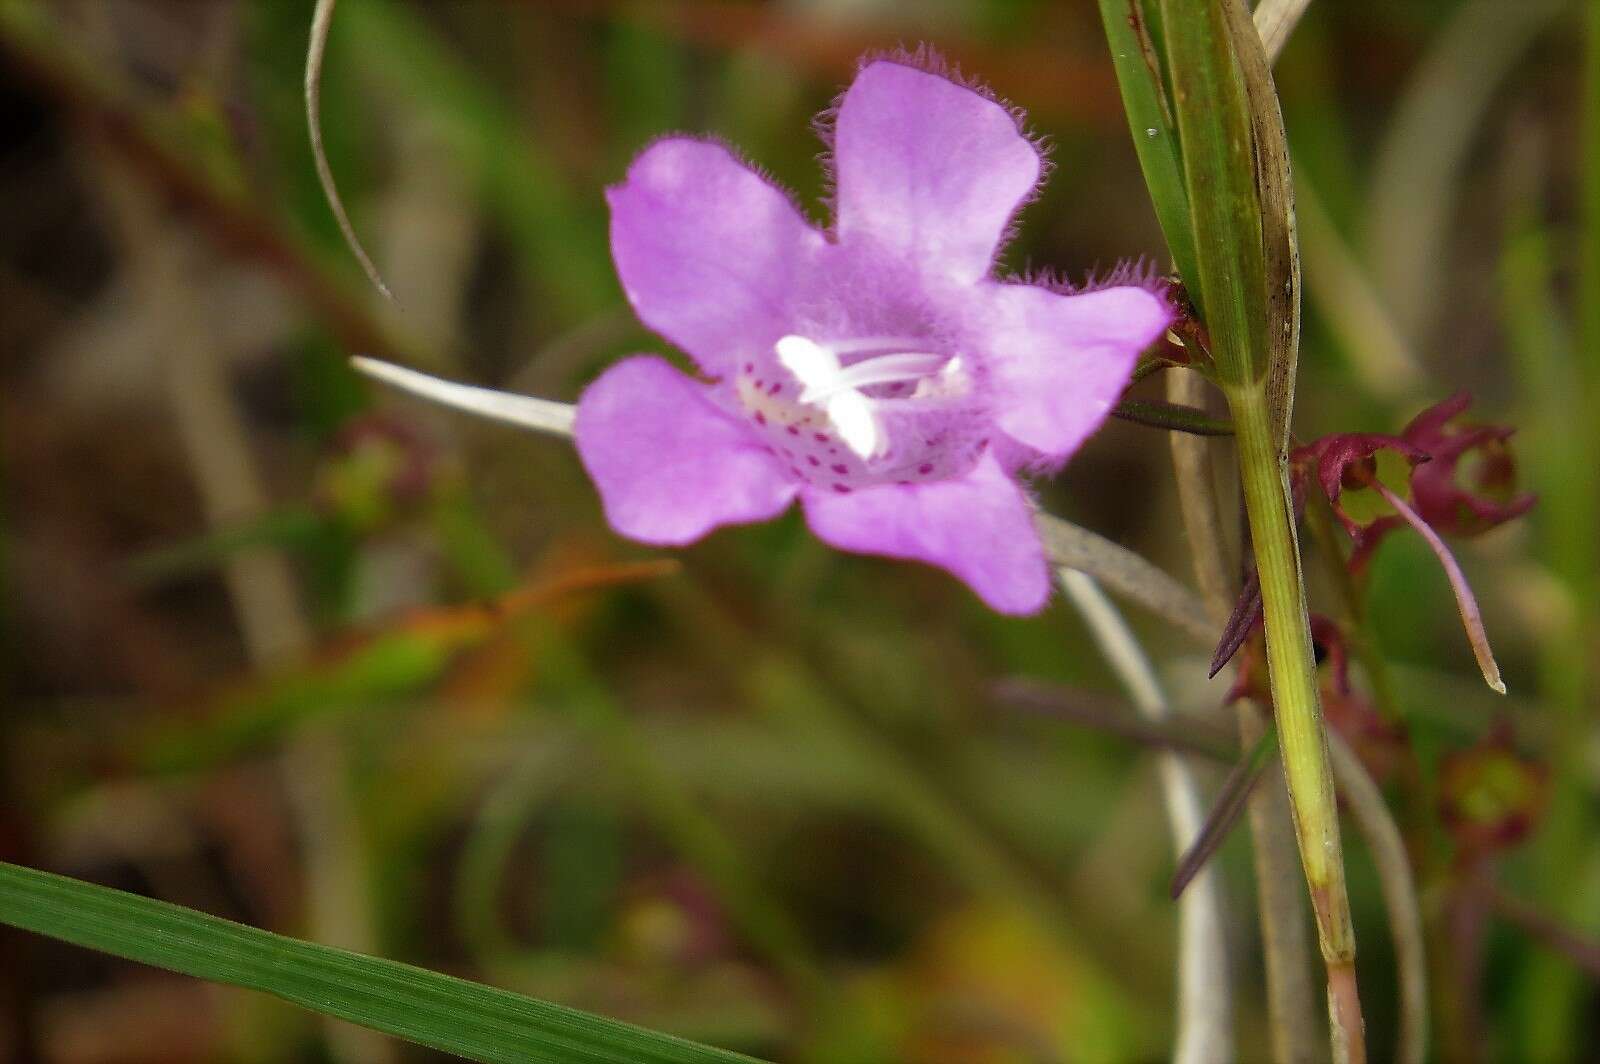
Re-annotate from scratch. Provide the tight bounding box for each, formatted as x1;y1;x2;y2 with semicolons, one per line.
306;0;392;299
0;862;762;1064
1220;0;1301;452
1158;0;1269;389
1209;567;1263;677
1171;728;1276;898
993;678;1236;760
1112;397;1234;435
1095;0;1203;297
1034;512;1214;644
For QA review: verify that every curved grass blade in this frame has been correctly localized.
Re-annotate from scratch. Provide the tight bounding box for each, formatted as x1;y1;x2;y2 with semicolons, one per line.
306;0;392;299
0;862;764;1064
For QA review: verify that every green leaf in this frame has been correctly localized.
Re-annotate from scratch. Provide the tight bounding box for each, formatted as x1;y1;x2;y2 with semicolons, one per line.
1095;0;1203;300
0;862;765;1064
1110;397;1233;436
1157;0;1268;389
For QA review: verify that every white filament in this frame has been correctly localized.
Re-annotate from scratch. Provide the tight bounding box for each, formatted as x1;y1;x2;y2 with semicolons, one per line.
799;352;946;403
773;334;953;460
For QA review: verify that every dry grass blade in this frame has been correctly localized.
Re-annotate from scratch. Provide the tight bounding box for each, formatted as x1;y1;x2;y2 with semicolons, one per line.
307;0;392;300
1253;0;1314;65
1034;513;1214;645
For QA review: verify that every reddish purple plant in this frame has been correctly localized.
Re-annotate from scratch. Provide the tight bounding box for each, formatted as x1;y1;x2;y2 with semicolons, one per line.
1291;393;1535;693
573;53;1171;614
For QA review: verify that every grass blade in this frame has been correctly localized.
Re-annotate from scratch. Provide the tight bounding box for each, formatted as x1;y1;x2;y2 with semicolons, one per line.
0;862;763;1064
1095;0;1203;296
1170;727;1274;898
1111;397;1234;435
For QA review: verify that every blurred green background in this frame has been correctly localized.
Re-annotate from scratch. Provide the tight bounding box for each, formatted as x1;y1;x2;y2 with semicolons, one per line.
0;0;1594;1060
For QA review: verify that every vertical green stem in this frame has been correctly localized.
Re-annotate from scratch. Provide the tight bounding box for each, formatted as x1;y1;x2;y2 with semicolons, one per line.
1168;370;1321;1064
1230;384;1365;1062
1152;0;1364;1053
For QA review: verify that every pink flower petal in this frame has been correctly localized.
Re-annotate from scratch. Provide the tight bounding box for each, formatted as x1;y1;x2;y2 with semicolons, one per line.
832;59;1042;284
979;283;1172;461
575;357;798;545
607;138;824;375
799;452;1049;614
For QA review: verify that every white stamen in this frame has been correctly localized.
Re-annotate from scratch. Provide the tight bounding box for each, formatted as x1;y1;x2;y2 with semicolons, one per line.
824;335;930;357
798;352;946;403
774;335;841;391
827;390;880;459
772;334;955;461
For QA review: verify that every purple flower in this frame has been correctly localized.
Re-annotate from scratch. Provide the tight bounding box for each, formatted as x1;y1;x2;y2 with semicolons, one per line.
574;52;1172;614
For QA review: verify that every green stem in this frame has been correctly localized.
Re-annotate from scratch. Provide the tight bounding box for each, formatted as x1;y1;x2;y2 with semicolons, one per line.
1229;384;1363;1045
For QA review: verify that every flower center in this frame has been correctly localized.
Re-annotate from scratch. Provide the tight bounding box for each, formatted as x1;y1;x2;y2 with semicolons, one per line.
729;334;985;494
773;335;963;459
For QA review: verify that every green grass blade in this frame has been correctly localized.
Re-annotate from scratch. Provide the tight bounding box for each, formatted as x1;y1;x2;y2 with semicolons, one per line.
0;862;765;1064
1095;0;1202;299
1158;0;1267;388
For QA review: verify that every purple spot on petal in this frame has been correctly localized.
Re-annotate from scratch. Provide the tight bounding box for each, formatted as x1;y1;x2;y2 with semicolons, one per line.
754;411;767;425
831;463;848;475
832;484;851;493
767;381;781;395
744;362;754;373
786;425;800;436
918;463;934;475
807;456;821;466
813;433;829;443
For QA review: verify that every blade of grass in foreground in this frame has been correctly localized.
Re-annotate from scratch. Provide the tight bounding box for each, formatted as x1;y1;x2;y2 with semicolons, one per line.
0;862;764;1064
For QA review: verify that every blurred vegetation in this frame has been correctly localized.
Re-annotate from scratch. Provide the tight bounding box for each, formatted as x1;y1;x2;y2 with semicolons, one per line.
0;0;1594;1060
